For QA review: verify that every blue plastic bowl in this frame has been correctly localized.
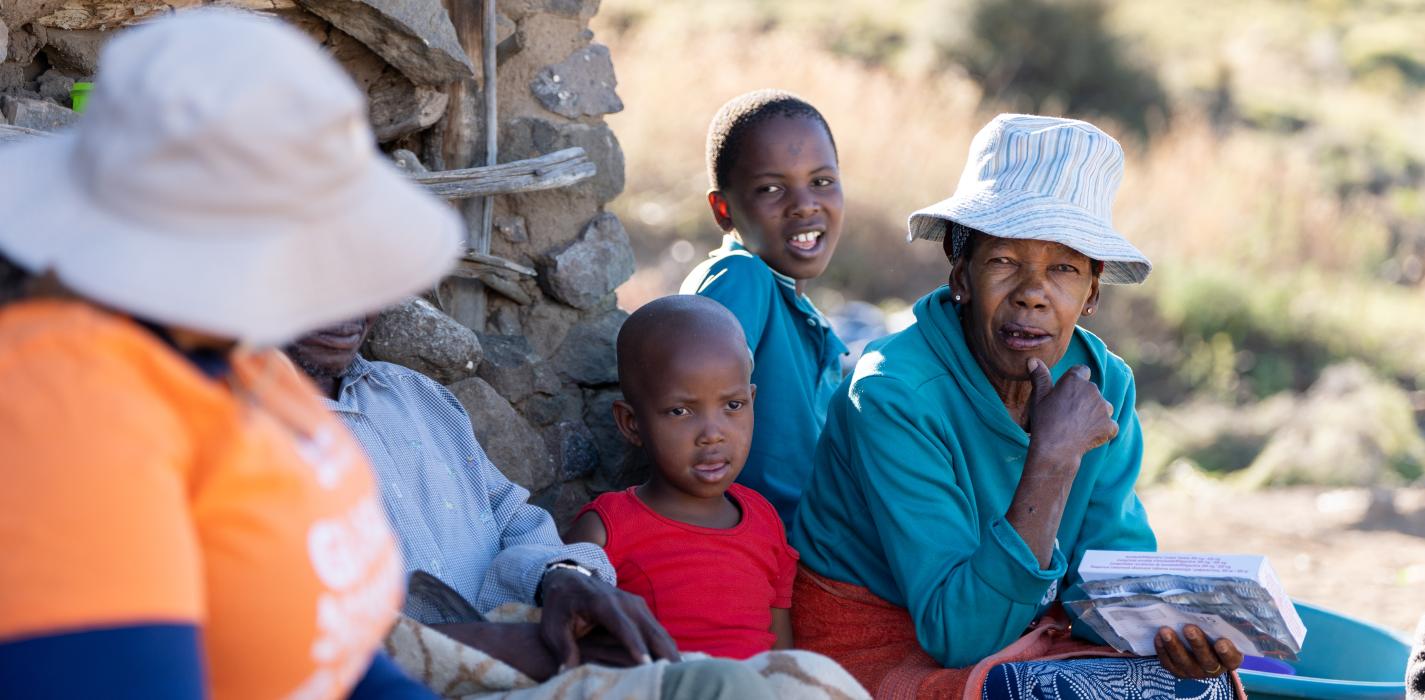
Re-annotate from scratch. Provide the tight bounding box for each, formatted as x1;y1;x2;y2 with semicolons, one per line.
1239;600;1410;700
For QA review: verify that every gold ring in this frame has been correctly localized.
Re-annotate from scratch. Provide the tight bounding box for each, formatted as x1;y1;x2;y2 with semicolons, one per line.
1204;663;1223;675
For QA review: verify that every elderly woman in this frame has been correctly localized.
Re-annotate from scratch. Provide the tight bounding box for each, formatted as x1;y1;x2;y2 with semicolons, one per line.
790;115;1245;699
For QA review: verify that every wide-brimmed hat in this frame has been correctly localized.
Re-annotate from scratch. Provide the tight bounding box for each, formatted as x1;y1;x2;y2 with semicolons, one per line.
906;114;1151;285
0;10;461;345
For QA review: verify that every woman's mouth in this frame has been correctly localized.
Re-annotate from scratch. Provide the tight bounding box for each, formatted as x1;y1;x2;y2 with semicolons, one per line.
999;322;1052;351
691;460;731;484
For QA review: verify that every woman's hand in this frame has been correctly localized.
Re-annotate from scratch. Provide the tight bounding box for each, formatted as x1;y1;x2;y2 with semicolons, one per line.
1155;625;1244;679
1008;359;1120;568
1026;358;1118;459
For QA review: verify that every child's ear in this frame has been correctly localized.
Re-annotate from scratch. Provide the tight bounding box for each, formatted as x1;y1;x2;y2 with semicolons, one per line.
611;399;643;447
707;190;735;232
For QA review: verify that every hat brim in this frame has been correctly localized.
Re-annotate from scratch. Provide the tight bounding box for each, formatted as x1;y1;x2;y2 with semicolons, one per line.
907;185;1151;285
0;130;461;345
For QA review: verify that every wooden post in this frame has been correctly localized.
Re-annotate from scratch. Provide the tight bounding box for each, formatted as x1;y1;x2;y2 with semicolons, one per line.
438;0;487;330
478;0;498;257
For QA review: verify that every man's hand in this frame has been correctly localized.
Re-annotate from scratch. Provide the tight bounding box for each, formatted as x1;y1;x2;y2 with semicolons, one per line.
1155;624;1244;679
432;622;671;682
538;568;681;671
433;621;558;681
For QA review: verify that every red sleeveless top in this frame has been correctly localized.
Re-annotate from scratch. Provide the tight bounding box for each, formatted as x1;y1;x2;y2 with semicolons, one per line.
579;484;798;659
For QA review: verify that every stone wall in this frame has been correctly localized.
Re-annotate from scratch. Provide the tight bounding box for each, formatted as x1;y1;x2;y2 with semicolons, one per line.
0;0;640;526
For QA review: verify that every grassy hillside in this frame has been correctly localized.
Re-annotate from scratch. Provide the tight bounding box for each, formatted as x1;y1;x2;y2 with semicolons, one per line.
596;0;1425;484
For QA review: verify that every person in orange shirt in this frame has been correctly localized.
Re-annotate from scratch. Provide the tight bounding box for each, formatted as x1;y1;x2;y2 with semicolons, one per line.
0;10;464;700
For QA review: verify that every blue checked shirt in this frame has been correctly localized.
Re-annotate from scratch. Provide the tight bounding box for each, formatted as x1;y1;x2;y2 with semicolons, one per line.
324;355;614;624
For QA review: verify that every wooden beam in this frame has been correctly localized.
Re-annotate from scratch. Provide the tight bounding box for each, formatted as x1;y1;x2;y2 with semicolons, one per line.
413;146;596;200
447;264;533;305
0;126;596;201
459;250;536;277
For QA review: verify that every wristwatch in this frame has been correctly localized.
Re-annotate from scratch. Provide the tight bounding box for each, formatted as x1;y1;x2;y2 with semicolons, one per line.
536;560;594;605
545;560;595;578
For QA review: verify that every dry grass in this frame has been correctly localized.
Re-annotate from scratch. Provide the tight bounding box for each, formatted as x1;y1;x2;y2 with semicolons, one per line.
603;25;983;306
600;20;1418;307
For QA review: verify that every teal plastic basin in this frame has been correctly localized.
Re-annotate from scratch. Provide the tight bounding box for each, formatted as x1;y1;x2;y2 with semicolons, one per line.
1239;600;1409;700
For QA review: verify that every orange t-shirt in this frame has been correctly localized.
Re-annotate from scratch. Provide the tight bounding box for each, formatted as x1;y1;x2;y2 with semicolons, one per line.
0;300;403;700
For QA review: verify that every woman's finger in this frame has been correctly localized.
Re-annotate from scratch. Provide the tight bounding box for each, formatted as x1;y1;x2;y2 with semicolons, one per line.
1215;638;1245;672
1156;627;1202;678
1027;358;1054;404
1182;625;1224;675
1152;631;1180;676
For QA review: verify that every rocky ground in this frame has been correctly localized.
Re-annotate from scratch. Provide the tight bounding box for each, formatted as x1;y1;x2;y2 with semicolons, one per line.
1142;480;1425;636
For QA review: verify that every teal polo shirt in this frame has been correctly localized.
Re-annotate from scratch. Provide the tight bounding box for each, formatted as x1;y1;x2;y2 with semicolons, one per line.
679;236;848;524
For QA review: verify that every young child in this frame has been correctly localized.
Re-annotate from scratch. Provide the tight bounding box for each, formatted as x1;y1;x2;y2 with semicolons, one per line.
567;295;798;659
678;89;849;524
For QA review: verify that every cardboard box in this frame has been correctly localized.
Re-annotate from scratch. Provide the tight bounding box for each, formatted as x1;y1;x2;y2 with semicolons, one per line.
1078;550;1308;648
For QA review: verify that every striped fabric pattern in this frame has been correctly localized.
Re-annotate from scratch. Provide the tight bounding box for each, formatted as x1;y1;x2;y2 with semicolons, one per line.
907;114;1152;285
324;355;615;623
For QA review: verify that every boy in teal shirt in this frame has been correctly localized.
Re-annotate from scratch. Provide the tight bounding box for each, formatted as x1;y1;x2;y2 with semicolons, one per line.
679;89;848;523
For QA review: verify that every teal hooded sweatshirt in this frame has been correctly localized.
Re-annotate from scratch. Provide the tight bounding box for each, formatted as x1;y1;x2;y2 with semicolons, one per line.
790;286;1155;668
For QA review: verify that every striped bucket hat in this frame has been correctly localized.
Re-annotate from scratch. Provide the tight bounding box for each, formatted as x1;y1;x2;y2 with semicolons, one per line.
907;114;1151;284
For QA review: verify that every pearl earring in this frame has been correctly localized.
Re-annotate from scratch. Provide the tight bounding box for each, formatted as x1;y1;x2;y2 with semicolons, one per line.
1085;308;1095;316
953;294;962;302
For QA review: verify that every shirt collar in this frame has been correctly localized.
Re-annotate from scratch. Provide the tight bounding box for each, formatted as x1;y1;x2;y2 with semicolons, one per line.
721;235;798;292
326;354;387;412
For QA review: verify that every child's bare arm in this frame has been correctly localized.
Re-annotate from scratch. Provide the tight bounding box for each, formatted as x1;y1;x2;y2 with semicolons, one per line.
564;511;608;548
770;608;793;649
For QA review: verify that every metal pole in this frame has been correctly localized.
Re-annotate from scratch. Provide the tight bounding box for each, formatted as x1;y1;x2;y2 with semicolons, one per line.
478;0;497;256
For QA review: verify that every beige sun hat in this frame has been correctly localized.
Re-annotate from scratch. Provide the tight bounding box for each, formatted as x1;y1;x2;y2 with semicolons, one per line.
907;114;1151;285
0;10;462;345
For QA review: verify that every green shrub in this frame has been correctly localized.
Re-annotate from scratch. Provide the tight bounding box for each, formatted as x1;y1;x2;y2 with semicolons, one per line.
937;0;1168;138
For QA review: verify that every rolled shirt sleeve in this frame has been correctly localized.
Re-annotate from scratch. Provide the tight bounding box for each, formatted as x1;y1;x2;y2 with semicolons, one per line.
472;440;614;611
329;359;615;620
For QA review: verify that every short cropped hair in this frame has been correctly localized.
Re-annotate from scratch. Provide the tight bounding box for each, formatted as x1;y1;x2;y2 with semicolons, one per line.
705;89;837;191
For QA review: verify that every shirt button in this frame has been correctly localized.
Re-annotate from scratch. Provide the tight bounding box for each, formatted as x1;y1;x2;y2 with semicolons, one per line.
806;318;816;326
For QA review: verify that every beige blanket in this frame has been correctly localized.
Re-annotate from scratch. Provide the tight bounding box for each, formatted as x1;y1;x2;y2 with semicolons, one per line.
385;606;870;700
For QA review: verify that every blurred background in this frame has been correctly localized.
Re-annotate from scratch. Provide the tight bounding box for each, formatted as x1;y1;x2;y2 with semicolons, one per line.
597;0;1425;633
